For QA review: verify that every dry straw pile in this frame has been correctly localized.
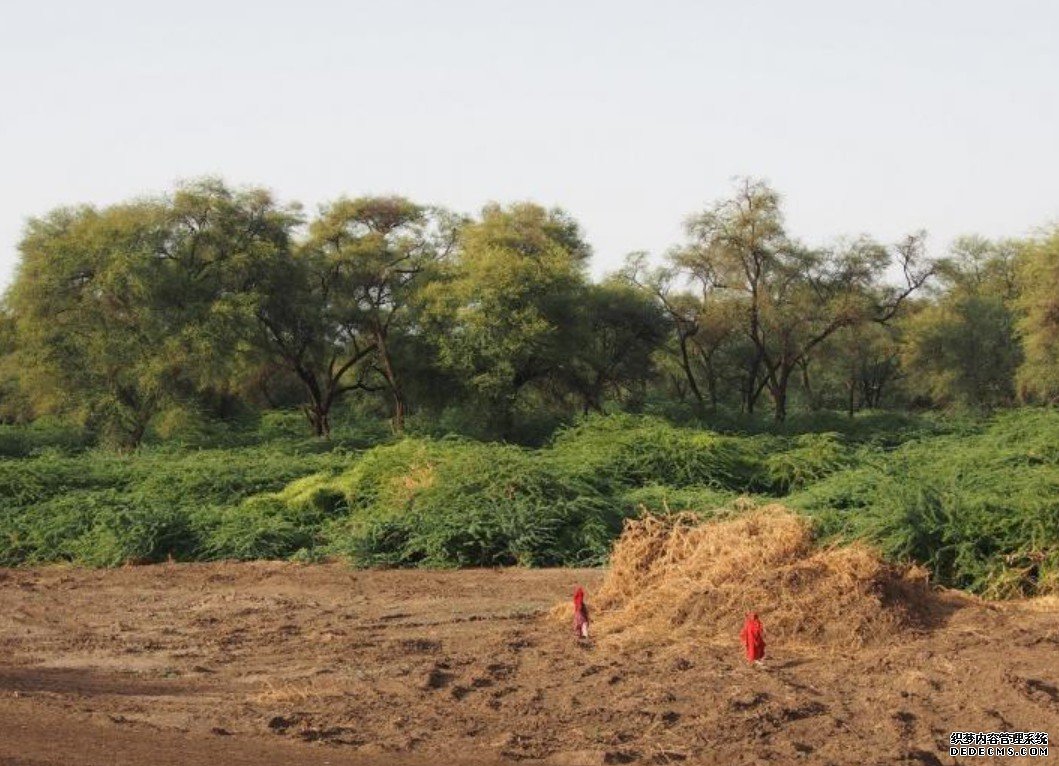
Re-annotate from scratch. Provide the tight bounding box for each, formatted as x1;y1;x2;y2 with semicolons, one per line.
588;505;932;650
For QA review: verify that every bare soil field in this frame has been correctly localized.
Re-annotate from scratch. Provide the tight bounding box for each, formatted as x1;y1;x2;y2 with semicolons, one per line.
0;563;1057;766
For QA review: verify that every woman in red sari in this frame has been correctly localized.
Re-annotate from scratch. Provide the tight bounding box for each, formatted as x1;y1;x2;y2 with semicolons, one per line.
740;612;765;663
573;586;590;640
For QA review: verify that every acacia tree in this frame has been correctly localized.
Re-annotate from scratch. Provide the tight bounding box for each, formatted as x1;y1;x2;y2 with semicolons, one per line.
163;179;302;407
423;202;590;436
621;253;744;412
622;255;704;406
302;197;452;432
674;179;932;420
5;180;300;445
7;202;178;446
0;308;28;423
246;236;394;439
1016;227;1059;402
903;236;1022;409
562;278;668;414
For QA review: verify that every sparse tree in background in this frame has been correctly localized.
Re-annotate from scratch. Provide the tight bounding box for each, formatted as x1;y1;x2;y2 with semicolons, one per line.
902;236;1021;410
673;179;932;421
1016;227;1059;403
622;255;707;407
622;253;746;413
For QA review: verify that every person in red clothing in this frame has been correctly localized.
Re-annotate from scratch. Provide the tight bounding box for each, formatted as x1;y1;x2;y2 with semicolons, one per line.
740;612;765;664
573;586;590;640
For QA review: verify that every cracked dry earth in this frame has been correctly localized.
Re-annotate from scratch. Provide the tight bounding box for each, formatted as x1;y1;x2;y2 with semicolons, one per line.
0;563;1057;765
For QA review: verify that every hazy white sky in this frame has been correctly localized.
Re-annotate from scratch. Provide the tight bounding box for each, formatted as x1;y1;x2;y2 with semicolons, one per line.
1;0;1057;286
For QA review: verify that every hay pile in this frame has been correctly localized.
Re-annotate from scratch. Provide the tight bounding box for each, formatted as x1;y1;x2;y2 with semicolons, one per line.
590;506;932;650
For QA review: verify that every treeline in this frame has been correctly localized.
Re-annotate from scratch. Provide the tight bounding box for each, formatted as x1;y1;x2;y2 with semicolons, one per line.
1;177;1057;446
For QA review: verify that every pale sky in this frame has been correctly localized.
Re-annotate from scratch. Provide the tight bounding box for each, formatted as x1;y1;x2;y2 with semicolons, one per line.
1;0;1057;287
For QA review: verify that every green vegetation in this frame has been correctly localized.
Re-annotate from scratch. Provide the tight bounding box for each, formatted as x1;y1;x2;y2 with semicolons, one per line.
2;409;1056;599
791;409;1059;597
0;436;353;567
5;176;1057;450
1;178;1057;598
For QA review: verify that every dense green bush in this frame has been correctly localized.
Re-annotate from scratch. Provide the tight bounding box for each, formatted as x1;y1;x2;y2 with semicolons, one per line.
321;438;622;567
621;484;734;515
548;414;770;492
0;443;353;565
0;421;92;457
792;409;1059;596
765;433;853;492
1;409;1057;598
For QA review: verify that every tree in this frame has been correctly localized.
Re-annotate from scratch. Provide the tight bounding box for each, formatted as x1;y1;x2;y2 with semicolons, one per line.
302;197;452;432
674;179;932;420
5;180;301;446
622;253;744;412
163;179;303;412
243;238;378;439
806;319;904;414
7;202;178;446
622;255;705;406
423;202;590;436
902;236;1021;409
1016;227;1059;402
562;277;668;413
0;308;28;423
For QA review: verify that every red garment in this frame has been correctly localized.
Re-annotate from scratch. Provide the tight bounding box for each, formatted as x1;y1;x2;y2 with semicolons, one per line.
573;586;590;638
740;612;765;662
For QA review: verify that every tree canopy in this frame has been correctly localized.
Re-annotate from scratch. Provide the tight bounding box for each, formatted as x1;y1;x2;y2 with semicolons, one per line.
1;176;1051;445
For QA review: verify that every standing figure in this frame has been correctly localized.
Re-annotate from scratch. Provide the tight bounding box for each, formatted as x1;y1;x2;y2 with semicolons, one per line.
740;611;765;664
573;586;590;640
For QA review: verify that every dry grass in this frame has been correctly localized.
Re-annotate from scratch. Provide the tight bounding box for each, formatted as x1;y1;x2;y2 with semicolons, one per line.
249;677;351;704
582;505;933;651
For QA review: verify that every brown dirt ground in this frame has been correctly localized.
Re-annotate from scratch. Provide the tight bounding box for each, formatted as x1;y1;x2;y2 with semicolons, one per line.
0;563;1056;766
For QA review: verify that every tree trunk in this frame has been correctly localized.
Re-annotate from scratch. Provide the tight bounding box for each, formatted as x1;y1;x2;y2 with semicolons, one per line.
374;326;406;433
799;358;820;411
773;387;787;422
706;360;718;413
770;363;792;422
745;346;767;414
305;402;331;438
296;367;332;439
677;333;704;405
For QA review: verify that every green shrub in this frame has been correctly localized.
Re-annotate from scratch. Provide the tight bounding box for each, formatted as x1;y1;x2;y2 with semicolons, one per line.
2;408;1057;599
792;408;1059;596
765;433;853;492
323;439;622;567
0;421;92;458
548;414;769;492
621;484;734;515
